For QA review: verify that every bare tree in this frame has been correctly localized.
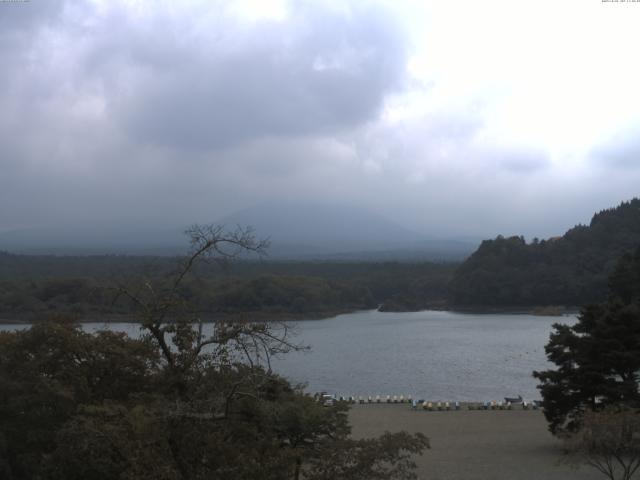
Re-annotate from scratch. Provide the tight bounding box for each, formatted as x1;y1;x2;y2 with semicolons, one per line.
564;406;640;480
113;224;302;398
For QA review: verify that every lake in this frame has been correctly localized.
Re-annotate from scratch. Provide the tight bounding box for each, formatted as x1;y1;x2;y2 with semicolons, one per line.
272;309;572;401
0;309;572;401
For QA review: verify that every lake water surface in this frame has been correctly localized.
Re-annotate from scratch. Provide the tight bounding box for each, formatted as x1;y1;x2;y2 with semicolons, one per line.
1;309;573;401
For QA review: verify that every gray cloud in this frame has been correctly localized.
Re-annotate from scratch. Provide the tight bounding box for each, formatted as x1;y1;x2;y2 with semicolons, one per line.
73;3;409;150
0;0;639;243
0;0;64;30
589;128;640;170
0;0;408;227
491;149;550;174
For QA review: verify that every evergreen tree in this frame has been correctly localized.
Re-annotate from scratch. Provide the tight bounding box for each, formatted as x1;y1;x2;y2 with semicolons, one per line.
534;247;640;435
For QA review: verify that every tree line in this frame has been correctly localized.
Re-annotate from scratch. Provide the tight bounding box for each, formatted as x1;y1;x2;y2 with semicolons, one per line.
3;198;640;318
0;253;455;321
449;198;640;307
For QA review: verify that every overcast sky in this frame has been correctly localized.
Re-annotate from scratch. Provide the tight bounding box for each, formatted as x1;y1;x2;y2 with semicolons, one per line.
2;0;640;239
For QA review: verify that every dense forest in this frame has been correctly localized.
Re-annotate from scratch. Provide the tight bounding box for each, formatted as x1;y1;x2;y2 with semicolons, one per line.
3;198;640;319
449;198;640;307
0;253;455;321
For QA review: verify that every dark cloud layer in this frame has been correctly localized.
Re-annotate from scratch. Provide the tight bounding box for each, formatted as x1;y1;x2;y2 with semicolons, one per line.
128;13;402;148
69;2;409;150
0;0;639;241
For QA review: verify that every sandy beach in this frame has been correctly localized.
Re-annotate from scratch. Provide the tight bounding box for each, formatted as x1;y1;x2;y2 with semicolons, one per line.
349;404;602;480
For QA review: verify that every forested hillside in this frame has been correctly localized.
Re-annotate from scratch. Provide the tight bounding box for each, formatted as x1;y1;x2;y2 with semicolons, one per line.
0;254;454;321
449;198;640;307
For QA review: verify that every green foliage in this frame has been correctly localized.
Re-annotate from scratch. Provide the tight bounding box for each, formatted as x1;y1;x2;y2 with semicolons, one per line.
202;275;376;314
0;226;428;479
0;322;160;479
534;247;640;435
0;254;455;319
305;431;429;480
451;198;640;306
0;322;426;480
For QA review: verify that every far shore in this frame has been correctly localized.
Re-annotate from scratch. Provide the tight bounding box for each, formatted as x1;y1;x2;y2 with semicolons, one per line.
0;309;357;325
444;305;580;317
349;404;600;480
0;305;580;325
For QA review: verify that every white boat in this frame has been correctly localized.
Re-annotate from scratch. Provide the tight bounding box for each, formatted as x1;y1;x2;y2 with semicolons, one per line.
504;395;523;404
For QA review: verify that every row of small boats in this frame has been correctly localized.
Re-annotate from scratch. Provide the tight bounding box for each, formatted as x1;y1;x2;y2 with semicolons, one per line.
333;394;413;404
418;399;541;411
315;392;543;410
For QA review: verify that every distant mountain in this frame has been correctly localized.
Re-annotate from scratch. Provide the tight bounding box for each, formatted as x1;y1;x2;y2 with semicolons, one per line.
216;202;476;261
449;198;640;306
218;203;423;251
0;203;478;260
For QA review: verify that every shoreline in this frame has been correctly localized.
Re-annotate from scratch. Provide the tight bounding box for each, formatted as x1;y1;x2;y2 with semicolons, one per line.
0;306;579;325
0;309;357;325
416;304;580;316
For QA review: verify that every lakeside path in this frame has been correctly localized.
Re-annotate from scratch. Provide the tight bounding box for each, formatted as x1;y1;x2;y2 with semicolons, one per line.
348;404;602;480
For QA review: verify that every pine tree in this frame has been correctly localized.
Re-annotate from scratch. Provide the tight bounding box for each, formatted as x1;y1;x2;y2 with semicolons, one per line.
534;247;640;435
